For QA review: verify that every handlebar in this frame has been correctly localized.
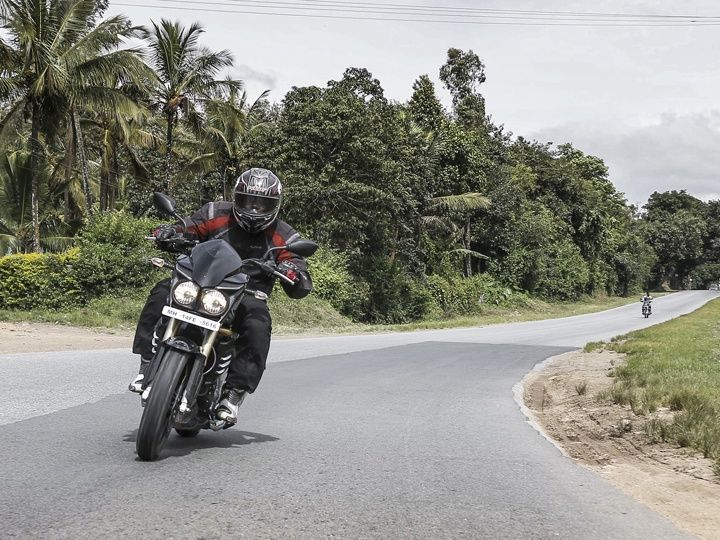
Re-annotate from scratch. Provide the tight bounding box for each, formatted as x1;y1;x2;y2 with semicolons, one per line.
242;259;296;285
146;238;295;285
145;235;199;249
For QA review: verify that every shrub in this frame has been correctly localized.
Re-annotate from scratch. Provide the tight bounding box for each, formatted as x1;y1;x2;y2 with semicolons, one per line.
306;247;364;317
494;240;590;300
351;256;434;324
74;211;162;294
690;263;720;289
426;273;529;317
0;249;84;309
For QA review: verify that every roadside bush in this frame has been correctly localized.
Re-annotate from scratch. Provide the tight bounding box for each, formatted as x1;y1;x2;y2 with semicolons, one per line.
307;247;364;317
73;211;162;295
351;256;434;324
690;263;720;289
494;240;590;300
426;273;530;317
0;249;84;309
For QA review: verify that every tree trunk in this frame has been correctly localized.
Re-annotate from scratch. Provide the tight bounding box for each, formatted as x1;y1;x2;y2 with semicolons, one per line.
63;119;76;222
72;110;92;215
99;139;108;212
30;101;42;253
110;147;119;210
222;166;228;200
166;112;174;192
463;218;472;278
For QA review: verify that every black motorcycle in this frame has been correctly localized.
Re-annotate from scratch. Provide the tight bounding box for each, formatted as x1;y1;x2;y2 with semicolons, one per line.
641;300;652;318
135;192;317;461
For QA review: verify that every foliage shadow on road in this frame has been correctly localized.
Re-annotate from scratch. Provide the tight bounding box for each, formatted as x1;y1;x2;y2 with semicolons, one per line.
123;429;280;460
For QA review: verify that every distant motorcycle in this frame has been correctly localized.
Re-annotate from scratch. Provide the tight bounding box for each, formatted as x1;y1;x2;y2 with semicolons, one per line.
641;300;652;318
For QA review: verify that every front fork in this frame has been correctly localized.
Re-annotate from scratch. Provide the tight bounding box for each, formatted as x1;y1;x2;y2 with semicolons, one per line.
142;317;218;395
161;318;219;358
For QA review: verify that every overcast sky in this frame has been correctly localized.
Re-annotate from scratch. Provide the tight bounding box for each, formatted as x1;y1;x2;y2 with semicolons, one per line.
107;0;720;206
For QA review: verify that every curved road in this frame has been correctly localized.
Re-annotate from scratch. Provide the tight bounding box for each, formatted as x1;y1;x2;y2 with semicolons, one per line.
1;291;716;538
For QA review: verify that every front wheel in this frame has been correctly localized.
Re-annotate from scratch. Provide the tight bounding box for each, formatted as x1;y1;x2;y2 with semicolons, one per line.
136;350;190;461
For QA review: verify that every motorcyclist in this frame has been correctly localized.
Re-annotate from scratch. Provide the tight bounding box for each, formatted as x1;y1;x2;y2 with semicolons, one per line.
641;291;653;314
129;168;313;423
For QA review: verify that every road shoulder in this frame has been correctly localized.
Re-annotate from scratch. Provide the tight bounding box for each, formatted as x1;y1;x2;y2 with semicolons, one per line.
0;321;132;354
520;349;720;540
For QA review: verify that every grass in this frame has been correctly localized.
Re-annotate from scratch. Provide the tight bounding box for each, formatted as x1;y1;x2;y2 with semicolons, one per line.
0;288;152;333
583;341;604;353
601;299;720;474
0;287;358;336
0;290;667;337
361;293;667;333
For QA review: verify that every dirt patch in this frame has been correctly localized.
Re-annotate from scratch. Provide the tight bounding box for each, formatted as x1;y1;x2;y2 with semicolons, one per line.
0;321;132;354
522;349;720;539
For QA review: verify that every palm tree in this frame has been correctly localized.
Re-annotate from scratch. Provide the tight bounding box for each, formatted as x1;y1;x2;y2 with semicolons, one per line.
183;84;268;198
424;192;491;277
62;15;152;214
140;19;241;192
0;148;72;253
0;0;149;250
92;106;159;211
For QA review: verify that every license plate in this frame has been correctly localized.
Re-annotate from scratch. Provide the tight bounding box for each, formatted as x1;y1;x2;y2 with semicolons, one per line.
162;305;221;331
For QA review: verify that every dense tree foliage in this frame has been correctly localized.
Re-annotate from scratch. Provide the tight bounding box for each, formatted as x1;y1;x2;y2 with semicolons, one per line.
2;0;717;322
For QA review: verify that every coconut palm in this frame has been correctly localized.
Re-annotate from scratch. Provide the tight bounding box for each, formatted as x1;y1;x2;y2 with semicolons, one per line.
0;148;72;253
182;84;268;198
140;19;242;191
0;0;149;250
92;106;159;211
424;192;491;277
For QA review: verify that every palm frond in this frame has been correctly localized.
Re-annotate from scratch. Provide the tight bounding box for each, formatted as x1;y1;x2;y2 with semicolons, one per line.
0;97;25;145
444;248;490;260
429;192;491;213
74;85;143;117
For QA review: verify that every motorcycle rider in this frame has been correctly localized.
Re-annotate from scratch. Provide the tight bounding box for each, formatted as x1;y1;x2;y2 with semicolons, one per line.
641;291;653;314
130;168;313;423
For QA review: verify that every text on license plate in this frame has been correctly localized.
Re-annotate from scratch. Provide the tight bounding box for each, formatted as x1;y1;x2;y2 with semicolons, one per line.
161;305;221;331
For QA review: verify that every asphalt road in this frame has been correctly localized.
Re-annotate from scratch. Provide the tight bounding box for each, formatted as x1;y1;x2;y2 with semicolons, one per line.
1;291;716;538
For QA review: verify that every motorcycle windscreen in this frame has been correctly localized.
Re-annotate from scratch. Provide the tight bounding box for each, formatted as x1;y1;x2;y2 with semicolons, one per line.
189;239;245;288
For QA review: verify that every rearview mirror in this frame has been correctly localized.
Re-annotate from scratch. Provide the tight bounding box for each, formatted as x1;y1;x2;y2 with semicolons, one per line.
285;239;318;258
153;192;180;219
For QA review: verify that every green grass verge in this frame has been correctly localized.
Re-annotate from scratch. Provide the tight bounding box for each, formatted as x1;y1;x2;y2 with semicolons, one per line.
0;290;665;336
0;286;358;335
600;299;720;474
362;293;669;333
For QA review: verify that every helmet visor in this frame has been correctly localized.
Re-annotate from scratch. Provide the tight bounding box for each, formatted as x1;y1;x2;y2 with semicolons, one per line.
235;194;279;216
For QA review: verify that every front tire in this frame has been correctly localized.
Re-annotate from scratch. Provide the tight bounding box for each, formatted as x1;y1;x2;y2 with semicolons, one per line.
136;350;190;461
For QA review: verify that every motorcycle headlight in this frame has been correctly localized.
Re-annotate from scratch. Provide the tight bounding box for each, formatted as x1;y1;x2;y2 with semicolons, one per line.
201;289;228;315
173;281;199;306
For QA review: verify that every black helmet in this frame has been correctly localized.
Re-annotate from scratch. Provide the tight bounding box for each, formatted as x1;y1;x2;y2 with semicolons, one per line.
233;168;282;232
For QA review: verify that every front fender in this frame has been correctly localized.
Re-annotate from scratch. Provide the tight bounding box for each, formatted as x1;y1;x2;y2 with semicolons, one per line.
164;337;202;355
142;338;201;390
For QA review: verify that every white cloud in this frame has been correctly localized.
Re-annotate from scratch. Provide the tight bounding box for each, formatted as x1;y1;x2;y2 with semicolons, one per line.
531;112;720;205
233;65;278;91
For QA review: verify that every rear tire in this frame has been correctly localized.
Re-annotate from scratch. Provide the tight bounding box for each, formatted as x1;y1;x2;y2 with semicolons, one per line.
136;350;190;461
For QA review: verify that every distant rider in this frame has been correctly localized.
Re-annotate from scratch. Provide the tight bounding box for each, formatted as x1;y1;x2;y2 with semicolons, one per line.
129;168;313;424
641;291;653;314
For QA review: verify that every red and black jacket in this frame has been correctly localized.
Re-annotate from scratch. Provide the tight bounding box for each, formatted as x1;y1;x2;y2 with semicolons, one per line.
171;201;313;299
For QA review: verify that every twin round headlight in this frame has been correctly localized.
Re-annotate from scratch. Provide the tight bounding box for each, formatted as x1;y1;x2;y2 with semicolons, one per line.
173;281;199;306
200;290;227;315
172;282;228;315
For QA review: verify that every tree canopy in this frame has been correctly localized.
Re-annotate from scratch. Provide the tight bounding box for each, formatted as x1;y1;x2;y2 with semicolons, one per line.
2;0;717;323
